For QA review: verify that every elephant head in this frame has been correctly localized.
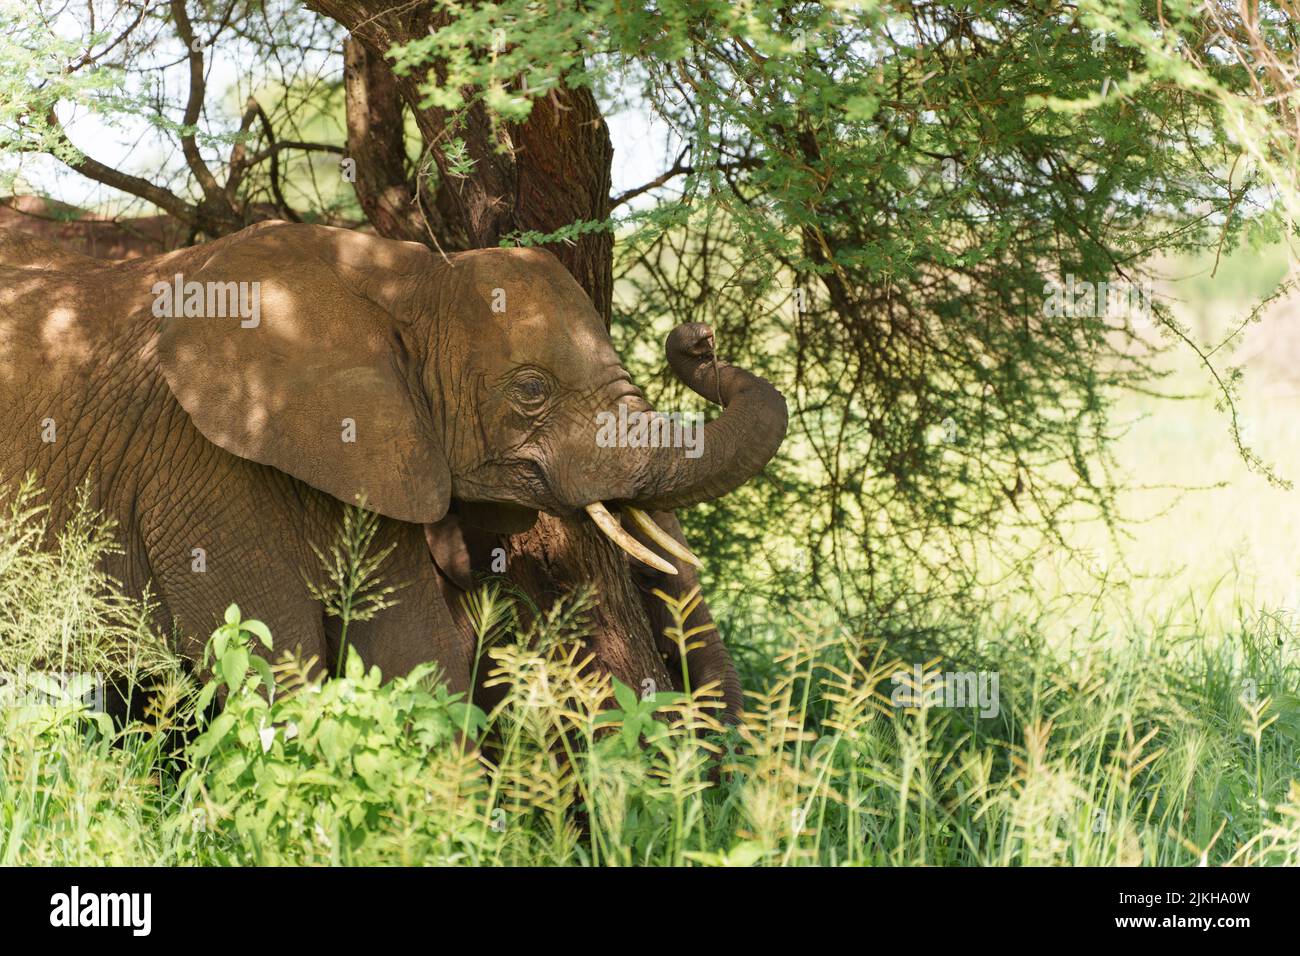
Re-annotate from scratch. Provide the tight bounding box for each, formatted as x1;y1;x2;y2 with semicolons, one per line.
156;222;788;573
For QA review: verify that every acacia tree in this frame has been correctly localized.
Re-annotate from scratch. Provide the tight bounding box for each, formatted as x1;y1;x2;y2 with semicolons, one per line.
3;0;1298;685
355;0;1297;642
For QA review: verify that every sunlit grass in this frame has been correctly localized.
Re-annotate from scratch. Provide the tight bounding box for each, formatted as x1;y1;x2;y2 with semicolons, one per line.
0;472;1295;866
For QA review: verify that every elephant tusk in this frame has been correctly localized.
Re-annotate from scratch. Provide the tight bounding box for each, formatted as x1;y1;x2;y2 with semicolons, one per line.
625;507;703;569
584;502;678;575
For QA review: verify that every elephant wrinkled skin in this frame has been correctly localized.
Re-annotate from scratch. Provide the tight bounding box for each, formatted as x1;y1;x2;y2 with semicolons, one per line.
0;221;787;712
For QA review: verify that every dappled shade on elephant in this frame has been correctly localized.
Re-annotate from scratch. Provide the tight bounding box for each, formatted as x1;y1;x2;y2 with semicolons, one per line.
0;221;787;719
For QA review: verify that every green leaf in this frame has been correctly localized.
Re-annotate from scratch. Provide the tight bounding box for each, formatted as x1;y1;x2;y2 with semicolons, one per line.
191;712;236;760
344;646;364;681
649;691;688;711
224;604;240;626
621;717;641;751
611;679;637;713
448;701;487;738
842;93;879;120
194;680;218;717
251;655;275;694
212;627;229;662
726;841;769;867
222;647;249;694
354;751;385;789
296;769;342;787
242;618;273;650
91;711;115;740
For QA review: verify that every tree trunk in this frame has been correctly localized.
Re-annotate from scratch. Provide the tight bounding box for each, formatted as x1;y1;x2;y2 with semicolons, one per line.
313;1;678;699
317;3;614;319
502;517;674;695
342;37;428;245
342;38;469;250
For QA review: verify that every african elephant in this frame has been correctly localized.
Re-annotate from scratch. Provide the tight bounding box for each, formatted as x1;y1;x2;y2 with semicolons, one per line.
0;221;787;712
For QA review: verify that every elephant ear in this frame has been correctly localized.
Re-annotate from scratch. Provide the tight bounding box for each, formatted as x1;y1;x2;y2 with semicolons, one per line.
156;223;450;524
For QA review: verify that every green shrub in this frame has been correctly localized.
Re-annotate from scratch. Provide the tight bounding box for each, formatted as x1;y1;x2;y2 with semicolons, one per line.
0;480;1297;866
176;606;489;865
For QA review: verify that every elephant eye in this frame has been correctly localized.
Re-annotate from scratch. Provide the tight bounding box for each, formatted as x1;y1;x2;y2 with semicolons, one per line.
507;371;550;411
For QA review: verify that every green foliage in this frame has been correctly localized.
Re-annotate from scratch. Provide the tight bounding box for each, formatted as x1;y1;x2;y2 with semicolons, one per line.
386;1;1300;641
9;0;1299;645
595;678;685;753
0;475;182;685
3;3;1300;868
3;584;1298;866
0;501;1297;866
0;2;126;180
0;701;150;865
0;0;354;218
177;605;488;865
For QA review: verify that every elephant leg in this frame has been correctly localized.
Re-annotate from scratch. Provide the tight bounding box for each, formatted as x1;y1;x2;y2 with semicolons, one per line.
138;462;331;679
325;517;474;696
155;557;330;682
423;508;515;715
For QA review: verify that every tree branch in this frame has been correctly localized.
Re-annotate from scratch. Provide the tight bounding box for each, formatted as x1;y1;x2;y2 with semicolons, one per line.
249;100;302;222
610;155;762;209
43;109;196;224
169;0;225;207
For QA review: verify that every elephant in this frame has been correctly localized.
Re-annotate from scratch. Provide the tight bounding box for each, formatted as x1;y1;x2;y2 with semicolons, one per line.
0;221;787;716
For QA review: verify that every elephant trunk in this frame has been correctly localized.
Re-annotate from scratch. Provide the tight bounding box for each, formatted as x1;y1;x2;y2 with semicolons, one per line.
630;323;788;511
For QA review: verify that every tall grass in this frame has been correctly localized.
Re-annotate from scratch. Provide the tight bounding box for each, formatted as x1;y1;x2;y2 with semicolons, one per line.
0;478;1295;866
